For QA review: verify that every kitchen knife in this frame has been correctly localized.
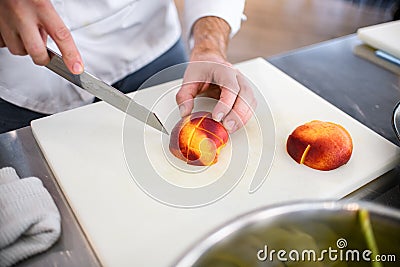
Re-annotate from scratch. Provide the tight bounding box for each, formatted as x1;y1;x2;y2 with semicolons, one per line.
45;48;169;135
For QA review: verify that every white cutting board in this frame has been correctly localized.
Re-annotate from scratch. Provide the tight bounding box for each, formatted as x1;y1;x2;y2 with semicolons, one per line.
357;20;400;59
31;58;400;267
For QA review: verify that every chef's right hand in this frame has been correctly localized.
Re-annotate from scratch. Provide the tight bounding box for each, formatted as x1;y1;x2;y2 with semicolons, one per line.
0;0;83;74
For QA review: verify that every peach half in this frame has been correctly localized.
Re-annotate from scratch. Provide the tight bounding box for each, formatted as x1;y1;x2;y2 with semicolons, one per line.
169;112;229;166
286;120;353;171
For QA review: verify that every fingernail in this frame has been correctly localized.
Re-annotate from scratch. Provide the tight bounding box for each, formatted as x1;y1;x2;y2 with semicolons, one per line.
225;120;236;132
73;62;83;74
215;112;224;122
179;105;186;117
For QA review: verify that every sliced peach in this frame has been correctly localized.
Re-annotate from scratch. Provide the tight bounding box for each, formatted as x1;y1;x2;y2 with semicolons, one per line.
169;112;229;166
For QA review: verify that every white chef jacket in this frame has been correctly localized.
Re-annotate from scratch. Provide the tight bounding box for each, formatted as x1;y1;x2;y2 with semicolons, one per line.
0;0;245;114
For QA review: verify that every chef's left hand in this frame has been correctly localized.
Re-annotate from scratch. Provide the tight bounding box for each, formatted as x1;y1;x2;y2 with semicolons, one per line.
176;16;257;133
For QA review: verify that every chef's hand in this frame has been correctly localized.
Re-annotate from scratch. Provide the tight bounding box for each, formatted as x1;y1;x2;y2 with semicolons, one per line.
176;16;257;133
0;0;83;74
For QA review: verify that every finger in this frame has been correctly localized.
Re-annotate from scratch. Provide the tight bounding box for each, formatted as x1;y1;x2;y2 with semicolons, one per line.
223;73;257;132
39;5;83;74
223;96;257;133
176;82;202;117
39;27;48;44
211;70;240;122
19;24;49;65
227;98;257;133
223;96;253;133
176;62;212;117
1;29;27;55
0;34;4;47
237;102;257;132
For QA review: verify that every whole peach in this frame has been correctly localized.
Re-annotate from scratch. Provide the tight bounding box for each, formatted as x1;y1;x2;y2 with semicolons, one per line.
286;120;353;171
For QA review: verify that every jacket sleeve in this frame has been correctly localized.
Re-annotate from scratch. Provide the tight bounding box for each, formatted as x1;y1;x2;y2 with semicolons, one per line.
183;0;246;44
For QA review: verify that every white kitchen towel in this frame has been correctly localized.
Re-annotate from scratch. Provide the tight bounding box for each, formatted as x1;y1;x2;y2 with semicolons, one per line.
0;167;61;267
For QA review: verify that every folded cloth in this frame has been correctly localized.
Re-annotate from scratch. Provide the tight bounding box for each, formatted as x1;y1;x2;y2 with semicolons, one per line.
0;167;61;267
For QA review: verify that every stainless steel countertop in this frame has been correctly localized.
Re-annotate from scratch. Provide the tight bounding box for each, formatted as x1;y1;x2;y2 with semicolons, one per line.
0;127;101;267
1;34;399;266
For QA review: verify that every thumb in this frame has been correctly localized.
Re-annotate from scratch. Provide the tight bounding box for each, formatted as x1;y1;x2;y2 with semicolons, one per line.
176;82;202;117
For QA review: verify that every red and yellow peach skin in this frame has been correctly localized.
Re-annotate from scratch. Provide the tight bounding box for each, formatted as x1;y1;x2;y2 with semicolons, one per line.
286;120;353;171
169;112;229;166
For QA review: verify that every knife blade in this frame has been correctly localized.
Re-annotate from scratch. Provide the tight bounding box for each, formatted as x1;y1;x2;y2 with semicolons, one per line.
45;48;169;135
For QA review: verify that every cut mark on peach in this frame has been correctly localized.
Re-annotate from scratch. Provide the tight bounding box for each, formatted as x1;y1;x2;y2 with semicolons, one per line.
186;114;208;161
300;144;311;164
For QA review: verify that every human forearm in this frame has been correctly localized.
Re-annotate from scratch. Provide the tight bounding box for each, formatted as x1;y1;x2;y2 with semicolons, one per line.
190;16;231;61
177;6;256;134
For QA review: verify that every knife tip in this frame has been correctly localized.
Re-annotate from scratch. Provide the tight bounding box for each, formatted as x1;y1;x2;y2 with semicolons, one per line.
151;113;169;135
161;126;170;135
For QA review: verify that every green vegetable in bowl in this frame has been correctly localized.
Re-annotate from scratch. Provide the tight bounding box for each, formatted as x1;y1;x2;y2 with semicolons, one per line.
359;209;382;267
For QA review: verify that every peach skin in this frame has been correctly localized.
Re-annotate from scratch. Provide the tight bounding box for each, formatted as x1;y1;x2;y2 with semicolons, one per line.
169;111;229;166
286;120;353;171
